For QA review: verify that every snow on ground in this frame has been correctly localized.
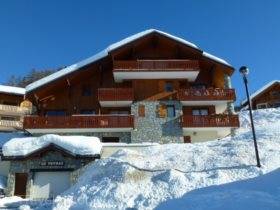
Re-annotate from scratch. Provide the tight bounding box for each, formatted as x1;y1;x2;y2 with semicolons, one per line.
157;168;280;210
48;108;280;210
2;134;102;157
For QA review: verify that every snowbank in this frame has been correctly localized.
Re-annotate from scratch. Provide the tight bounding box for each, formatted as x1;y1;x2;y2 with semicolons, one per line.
2;134;102;157
157;168;280;210
51;108;280;210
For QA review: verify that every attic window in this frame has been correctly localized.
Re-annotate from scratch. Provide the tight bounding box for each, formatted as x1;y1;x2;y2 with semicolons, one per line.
82;85;92;96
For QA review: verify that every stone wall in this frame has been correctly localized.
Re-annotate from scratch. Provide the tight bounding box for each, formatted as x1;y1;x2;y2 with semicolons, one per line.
131;101;183;143
5;151;94;197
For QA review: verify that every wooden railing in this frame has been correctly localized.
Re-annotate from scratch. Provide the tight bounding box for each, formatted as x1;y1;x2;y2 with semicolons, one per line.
178;88;236;101
0;104;32;115
98;88;134;101
181;115;239;128
23;115;134;129
0;120;23;128
113;60;200;71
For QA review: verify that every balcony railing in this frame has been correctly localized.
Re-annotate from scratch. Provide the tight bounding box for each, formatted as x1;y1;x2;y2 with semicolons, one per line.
113;60;200;71
0;120;23;129
178;88;236;101
98;88;134;101
0;104;32;115
181;115;239;128
23;115;134;129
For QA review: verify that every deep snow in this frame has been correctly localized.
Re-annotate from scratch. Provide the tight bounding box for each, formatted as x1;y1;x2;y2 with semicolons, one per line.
49;108;280;210
2;134;102;157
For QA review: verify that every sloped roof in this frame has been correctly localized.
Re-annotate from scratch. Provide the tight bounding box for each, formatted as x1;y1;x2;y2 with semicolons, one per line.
0;85;25;95
26;29;233;92
241;80;280;105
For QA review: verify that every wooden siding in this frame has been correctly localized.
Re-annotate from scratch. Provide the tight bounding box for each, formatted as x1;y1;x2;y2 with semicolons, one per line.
98;88;134;101
252;83;280;109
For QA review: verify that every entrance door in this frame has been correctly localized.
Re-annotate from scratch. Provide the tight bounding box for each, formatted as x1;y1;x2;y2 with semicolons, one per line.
14;173;28;198
31;171;70;199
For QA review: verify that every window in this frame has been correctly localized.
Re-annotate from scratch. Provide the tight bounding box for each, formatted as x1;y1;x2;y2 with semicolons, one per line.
167;105;175;117
3;101;18;106
138;105;145;117
164;82;173;92
0;116;18;121
271;91;280;97
82;85;92;96
273;102;280;108
109;111;129;115
191;84;207;89
45;110;66;116
80;110;95;115
102;137;120;143
192;109;209;116
256;103;267;109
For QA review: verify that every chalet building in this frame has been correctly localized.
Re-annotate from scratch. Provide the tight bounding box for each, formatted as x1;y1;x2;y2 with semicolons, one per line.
0;85;32;132
22;29;239;143
241;80;280;110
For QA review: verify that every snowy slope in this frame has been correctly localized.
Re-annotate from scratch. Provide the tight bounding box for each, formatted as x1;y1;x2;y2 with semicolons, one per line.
157;168;280;210
51;108;280;210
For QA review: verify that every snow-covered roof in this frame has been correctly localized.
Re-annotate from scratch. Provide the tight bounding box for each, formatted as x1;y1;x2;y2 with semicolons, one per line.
0;132;26;148
0;85;25;95
26;29;233;92
241;80;280;105
2;134;102;157
202;51;231;66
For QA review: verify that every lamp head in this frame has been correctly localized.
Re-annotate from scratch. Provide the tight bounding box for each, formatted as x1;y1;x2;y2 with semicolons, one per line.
239;66;249;76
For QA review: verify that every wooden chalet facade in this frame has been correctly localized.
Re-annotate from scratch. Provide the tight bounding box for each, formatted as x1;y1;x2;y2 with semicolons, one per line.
0;86;31;131
241;80;280;110
22;29;239;143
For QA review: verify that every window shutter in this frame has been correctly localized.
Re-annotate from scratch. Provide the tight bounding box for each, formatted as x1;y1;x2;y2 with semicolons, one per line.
138;105;145;117
157;104;167;118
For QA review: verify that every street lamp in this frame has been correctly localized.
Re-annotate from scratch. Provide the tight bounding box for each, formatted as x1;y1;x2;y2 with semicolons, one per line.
239;66;261;168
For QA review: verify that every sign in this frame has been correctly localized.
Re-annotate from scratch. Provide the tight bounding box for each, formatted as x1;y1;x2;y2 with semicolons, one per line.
40;161;64;167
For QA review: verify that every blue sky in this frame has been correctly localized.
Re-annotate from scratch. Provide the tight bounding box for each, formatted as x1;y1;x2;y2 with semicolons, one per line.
0;0;279;103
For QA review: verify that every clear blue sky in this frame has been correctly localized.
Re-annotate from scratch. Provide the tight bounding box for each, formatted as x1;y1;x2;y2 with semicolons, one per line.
0;0;279;103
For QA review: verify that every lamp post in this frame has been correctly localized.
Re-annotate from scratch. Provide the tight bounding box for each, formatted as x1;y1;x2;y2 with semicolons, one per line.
239;66;261;168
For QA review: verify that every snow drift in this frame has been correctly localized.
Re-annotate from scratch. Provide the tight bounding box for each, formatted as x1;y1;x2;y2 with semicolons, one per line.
2;134;102;157
51;108;280;210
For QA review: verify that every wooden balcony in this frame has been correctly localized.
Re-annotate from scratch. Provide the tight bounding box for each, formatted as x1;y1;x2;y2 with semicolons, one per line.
181;115;239;128
98;88;134;107
179;88;236;106
0;104;32;116
0;120;23;131
113;60;200;82
113;60;200;71
23;115;134;133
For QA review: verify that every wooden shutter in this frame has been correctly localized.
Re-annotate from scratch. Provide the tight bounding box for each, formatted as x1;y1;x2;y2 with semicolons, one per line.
157;104;167;118
138;104;145;117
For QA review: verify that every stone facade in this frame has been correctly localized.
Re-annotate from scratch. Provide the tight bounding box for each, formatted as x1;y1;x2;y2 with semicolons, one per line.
131;101;183;143
5;150;94;198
